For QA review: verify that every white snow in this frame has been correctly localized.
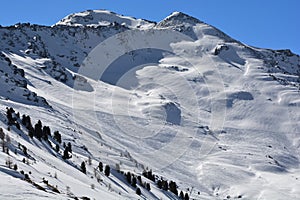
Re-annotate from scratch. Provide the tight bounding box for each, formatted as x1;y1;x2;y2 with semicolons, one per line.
56;10;155;29
0;9;300;200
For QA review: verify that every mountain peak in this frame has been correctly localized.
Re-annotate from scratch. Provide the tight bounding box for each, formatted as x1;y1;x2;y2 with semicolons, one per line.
158;11;203;27
55;9;155;29
167;11;201;21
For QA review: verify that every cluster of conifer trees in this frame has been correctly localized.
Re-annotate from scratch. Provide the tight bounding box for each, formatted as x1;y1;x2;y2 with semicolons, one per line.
4;107;192;199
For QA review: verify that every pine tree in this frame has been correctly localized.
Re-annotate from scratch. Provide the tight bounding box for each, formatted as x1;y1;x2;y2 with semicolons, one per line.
55;144;60;152
24;174;30;180
6;107;13;125
5;134;11;154
162;180;168;191
62;148;70;159
104;165;110;176
34;120;42;140
146;183;151;191
88;156;92;165
126;172;132;184
42;126;50;140
26;116;33;130
21;115;27;125
28;126;34;138
157;180;162;189
150;171;155;181
15;122;20;130
22;145;28;156
98;162;103;172
136;188;141;196
53;131;61;143
184;193;189;200
179;191;184;199
0;128;5;152
132;176;137;188
142;170;147;178
137;175;142;184
66;142;72;153
169;181;178;195
81;161;86;174
21;115;26;125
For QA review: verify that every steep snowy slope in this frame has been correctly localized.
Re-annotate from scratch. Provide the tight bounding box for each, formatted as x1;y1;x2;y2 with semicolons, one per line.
0;10;300;200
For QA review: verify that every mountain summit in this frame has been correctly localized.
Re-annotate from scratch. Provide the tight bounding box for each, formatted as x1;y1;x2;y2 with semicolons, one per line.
56;9;155;29
0;10;299;200
158;11;204;26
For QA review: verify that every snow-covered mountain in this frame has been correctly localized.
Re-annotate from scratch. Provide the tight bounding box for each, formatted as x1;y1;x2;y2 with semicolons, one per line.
0;10;300;200
56;10;155;29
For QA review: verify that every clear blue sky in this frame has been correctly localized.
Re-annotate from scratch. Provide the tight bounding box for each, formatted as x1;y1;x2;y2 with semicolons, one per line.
0;0;299;54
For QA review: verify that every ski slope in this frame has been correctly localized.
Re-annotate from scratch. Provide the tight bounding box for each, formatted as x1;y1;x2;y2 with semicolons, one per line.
0;10;300;200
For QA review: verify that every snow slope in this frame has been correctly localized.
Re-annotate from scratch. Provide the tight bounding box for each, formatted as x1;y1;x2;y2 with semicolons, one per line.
0;10;300;200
